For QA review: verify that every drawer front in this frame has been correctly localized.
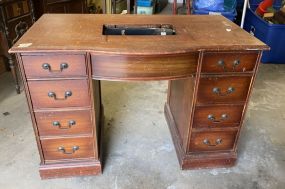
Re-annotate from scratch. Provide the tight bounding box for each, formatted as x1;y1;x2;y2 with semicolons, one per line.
201;52;258;73
197;76;252;104
35;110;93;136
41;137;95;161
28;79;90;109
193;105;244;128
91;53;198;80
189;130;237;152
4;0;30;20
22;55;87;78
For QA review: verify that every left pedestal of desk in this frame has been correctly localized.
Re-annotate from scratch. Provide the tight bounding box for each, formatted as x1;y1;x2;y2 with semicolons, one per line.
16;52;103;179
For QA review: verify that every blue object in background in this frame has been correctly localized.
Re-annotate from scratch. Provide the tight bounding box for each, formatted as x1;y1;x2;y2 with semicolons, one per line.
192;0;237;21
136;0;153;7
244;3;285;63
192;9;237;21
193;0;237;12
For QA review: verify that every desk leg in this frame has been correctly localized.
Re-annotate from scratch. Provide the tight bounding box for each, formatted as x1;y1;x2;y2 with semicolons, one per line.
8;55;21;94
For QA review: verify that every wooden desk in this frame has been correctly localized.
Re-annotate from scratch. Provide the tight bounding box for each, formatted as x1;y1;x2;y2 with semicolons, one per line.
10;14;268;179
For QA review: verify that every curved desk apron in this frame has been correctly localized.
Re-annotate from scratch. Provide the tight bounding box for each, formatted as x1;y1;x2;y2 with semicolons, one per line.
10;14;268;179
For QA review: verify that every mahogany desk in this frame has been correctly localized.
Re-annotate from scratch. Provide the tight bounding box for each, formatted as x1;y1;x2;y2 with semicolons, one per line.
10;14;268;179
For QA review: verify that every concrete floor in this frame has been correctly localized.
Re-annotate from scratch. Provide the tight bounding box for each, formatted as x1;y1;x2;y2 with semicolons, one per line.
0;63;285;189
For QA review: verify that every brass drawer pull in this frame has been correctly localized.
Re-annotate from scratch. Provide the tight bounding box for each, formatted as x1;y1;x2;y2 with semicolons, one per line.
52;120;76;129
217;59;240;71
48;91;72;100
42;63;69;72
58;146;79;154
203;138;222;146
208;114;228;123
212;87;235;96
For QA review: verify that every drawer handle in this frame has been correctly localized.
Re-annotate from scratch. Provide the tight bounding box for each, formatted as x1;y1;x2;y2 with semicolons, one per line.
58;146;79;154
203;138;223;147
52;120;76;129
217;59;240;71
217;60;226;71
48;91;72;100
212;87;235;96
208;114;228;123
42;63;69;72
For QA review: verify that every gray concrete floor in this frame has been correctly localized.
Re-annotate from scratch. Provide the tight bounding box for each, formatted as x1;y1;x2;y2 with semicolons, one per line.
0;63;285;189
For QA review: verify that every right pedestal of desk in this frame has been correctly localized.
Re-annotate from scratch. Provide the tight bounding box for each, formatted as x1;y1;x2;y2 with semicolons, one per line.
165;50;262;169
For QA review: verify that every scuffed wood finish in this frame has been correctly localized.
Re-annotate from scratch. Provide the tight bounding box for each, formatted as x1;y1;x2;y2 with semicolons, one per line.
165;103;237;169
189;130;238;152
193;105;244;128
197;76;252;104
9;14;268;54
28;79;90;109
10;15;268;178
41;136;95;162
22;54;87;78
39;161;101;179
201;51;259;73
34;110;93;136
91;53;199;80
168;78;196;150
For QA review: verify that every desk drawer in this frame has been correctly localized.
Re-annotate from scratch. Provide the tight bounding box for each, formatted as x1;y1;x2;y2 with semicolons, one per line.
193;105;244;128
28;79;90;109
91;53;198;80
189;130;237;152
201;52;258;73
41;137;95;161
35;110;93;136
197;76;252;104
22;54;87;78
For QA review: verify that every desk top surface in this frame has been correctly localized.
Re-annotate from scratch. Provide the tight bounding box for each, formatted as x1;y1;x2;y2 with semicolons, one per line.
10;14;268;54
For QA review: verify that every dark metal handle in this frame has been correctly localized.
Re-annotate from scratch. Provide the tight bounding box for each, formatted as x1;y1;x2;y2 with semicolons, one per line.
52;120;76;129
212;87;235;96
203;138;223;146
217;60;226;71
233;60;240;71
48;91;72;100
42;63;68;72
207;114;228;123
58;146;79;154
217;59;240;71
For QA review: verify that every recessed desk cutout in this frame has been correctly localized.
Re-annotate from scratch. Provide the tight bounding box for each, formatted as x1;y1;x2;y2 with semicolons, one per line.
10;14;268;179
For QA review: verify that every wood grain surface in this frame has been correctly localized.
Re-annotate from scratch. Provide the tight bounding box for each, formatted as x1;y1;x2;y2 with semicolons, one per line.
28;79;90;109
91;53;198;80
197;76;252;104
201;51;259;73
41;136;95;161
193;105;244;128
10;14;268;54
189;130;238;152
35;110;93;137
22;54;87;78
